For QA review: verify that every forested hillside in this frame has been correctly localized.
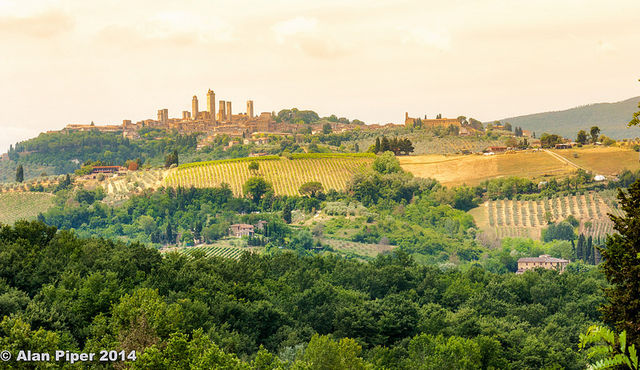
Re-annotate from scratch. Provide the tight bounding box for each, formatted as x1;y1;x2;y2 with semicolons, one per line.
0;220;605;368
493;96;640;139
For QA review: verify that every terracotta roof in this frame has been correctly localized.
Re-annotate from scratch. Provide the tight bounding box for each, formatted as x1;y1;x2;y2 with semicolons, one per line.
518;255;570;263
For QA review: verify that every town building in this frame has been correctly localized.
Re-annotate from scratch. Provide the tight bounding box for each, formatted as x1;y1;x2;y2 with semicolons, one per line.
91;166;122;174
516;254;570;274
229;224;255;238
404;113;460;129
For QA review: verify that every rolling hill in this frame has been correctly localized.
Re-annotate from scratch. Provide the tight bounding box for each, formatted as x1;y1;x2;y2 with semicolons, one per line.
164;154;374;196
492;96;640;139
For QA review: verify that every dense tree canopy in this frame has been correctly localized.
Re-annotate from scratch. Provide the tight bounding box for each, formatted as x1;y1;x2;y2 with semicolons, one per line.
0;221;607;368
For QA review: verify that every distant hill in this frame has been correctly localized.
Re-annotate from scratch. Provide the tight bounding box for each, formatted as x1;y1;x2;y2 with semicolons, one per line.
492;96;640;139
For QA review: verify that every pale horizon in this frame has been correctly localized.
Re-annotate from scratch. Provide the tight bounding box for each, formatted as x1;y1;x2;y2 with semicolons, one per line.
1;0;639;153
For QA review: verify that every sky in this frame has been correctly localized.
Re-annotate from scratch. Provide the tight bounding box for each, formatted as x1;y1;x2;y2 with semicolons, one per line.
1;0;639;153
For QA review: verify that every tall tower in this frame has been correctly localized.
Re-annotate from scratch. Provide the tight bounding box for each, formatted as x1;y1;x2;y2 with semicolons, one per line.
192;96;199;120
218;101;226;121
226;101;232;121
207;89;215;121
157;109;168;124
247;100;254;118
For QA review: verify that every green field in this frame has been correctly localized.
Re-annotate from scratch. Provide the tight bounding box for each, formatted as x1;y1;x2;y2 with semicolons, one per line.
165;154;375;196
0;192;55;225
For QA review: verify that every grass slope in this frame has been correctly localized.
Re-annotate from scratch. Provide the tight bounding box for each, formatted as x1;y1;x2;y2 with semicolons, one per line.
551;146;640;175
165;155;374;196
492;96;640;139
0;192;55;225
399;150;575;187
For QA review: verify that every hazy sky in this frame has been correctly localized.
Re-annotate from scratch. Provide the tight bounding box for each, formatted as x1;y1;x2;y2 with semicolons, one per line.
1;0;639;152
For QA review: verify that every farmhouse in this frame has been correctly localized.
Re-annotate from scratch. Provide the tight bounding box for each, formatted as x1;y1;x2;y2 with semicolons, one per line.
516;254;570;274
229;224;254;238
91;166;122;174
487;146;507;153
555;143;573;149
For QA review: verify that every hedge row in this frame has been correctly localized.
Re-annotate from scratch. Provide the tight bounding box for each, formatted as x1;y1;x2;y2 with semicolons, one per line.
177;156;280;169
289;153;376;160
178;153;375;169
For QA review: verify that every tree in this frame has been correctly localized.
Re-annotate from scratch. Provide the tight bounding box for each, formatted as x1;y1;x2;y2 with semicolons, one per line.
577;234;586;261
164;150;178;168
590;126;601;143
248;161;259;173
282;202;292;224
542;221;576;242
302;334;367;370
380;137;391;152
15;165;24;183
374;138;381;154
322;122;332;134
540;133;564;148
579;325;639;370
630;85;640;126
469;118;484;131
372;151;402;174
299;181;323;198
577;130;588;145
165;222;174;244
600;177;640;343
503;122;512;131
243;177;272;204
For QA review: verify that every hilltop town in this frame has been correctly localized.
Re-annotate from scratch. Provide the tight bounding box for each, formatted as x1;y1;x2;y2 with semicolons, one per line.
57;88;485;148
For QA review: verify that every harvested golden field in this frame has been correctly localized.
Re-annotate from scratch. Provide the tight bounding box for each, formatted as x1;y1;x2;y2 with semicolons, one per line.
399;151;574;187
551;146;640;175
0;192;55;225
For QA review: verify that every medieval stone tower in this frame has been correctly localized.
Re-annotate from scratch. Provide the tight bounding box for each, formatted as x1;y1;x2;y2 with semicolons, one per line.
192;96;199;120
226;101;232;121
207;89;215;121
218;101;226;121
247;100;254;118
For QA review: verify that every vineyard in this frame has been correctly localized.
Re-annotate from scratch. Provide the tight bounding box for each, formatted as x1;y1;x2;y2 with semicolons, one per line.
473;191;618;243
0;192;55;225
162;244;260;260
165;155;374;196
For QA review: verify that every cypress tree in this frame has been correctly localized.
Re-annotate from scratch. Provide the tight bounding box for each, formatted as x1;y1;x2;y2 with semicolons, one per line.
577;234;586;261
15;164;24;183
282;203;292;224
380;137;390;152
166;222;173;244
600;178;640;342
587;236;594;264
374;138;381;153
